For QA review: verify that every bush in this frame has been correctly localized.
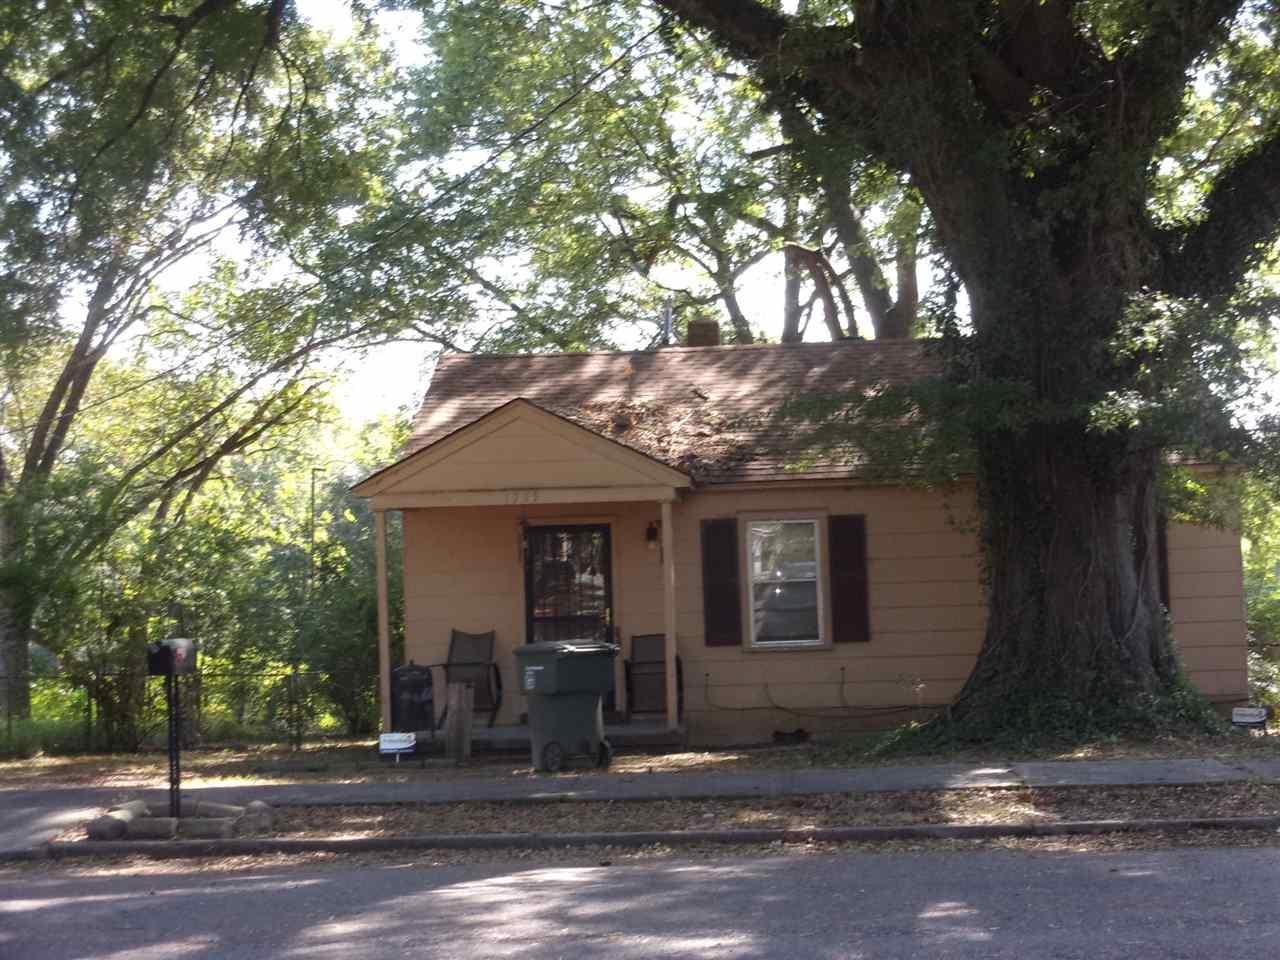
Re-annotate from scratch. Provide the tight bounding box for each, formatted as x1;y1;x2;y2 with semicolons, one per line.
0;679;93;756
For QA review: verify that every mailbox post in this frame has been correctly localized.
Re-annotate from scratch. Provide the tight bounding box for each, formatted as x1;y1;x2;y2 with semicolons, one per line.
148;638;197;818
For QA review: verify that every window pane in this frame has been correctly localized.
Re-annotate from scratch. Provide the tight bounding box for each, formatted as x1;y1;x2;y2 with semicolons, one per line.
750;521;818;583
752;581;819;643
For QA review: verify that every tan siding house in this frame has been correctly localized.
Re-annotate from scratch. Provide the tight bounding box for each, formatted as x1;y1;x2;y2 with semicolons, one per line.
354;340;1249;745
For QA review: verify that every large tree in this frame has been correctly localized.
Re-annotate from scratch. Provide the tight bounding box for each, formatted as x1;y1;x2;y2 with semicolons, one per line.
0;1;403;716
648;0;1280;737
382;0;923;348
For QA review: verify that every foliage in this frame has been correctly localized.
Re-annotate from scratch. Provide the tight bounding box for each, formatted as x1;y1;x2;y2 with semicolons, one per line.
1241;475;1280;708
12;390;408;749
0;1;416;715
357;0;924;349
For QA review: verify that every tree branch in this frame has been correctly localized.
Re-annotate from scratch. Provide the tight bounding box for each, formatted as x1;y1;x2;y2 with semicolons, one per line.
786;244;846;341
651;0;790;64
746;143;791;161
994;0;1088;92
654;0;870;111
21;264;123;484
1159;130;1280;299
1114;0;1246;147
820;174;894;336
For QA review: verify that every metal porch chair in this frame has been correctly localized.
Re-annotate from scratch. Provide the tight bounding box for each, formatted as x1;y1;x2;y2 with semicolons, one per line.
435;629;504;728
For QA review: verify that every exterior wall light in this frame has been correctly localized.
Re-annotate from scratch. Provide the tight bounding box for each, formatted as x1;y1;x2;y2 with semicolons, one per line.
645;521;660;551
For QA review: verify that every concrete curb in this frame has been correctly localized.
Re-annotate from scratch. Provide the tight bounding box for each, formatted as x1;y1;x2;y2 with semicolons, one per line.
6;815;1280;862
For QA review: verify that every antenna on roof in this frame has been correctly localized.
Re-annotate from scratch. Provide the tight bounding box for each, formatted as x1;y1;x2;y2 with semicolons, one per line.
660;298;674;346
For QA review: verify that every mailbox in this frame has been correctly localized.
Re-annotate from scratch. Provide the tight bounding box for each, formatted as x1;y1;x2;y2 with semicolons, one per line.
147;638;198;676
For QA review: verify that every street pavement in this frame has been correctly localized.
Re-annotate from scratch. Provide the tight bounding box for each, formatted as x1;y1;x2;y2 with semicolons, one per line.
0;787;109;856
2;846;1277;958
5;755;1280;854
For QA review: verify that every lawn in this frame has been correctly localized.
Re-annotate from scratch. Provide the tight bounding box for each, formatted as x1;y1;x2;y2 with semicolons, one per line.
3;727;1278;790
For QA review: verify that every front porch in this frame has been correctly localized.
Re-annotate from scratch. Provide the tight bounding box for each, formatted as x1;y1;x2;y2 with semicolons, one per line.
353;399;693;735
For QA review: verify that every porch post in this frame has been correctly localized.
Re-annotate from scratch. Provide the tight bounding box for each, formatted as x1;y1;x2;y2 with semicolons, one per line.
661;499;678;731
374;509;392;733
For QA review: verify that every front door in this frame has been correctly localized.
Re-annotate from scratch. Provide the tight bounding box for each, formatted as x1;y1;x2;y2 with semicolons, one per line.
524;524;613;645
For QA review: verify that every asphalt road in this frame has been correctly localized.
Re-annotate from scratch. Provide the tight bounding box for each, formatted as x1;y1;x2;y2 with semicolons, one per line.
2;846;1277;959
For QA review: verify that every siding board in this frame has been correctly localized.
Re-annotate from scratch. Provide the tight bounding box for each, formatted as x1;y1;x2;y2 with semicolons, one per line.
1169;571;1245;600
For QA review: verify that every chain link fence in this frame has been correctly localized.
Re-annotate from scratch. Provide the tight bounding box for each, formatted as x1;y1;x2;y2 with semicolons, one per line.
1;666;376;757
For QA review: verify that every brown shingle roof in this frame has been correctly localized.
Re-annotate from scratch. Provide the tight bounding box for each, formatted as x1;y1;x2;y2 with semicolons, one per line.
407;340;941;484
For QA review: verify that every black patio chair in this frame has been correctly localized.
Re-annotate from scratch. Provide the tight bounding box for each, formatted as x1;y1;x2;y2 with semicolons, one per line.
435;629;504;728
625;633;682;722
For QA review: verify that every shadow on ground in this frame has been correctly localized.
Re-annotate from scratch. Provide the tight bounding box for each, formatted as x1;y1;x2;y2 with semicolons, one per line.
3;846;1279;959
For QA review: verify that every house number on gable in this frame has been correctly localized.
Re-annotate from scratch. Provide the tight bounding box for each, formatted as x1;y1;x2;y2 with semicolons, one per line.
506;490;540;504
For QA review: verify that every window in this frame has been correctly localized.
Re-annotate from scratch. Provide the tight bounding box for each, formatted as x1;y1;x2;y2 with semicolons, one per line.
746;519;824;647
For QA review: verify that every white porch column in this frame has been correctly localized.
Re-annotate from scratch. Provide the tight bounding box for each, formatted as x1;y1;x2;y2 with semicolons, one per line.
374;509;392;733
661;499;678;731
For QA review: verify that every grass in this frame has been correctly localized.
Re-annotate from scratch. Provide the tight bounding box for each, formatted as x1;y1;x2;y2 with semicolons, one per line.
0;717;93;758
3;727;1278;790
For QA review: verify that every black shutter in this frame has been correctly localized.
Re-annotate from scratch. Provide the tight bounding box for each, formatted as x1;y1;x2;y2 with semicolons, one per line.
701;518;742;646
829;515;871;643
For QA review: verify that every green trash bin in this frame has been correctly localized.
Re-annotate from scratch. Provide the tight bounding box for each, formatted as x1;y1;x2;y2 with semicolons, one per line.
515;641;618;772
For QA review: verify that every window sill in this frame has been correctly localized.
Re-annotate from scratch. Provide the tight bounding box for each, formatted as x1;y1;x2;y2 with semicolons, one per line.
746;639;830;653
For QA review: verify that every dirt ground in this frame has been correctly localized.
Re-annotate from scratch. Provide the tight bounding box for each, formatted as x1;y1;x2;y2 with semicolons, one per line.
44;782;1280;844
4;729;1279;790
19;826;1280;879
264;782;1280;838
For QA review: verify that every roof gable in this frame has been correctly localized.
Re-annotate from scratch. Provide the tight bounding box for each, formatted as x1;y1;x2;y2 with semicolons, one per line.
353;398;690;501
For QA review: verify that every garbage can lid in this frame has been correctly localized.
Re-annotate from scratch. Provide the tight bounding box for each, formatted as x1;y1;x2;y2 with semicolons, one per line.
517;640;619;657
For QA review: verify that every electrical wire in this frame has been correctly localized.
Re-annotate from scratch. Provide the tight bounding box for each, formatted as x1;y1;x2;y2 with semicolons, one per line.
701;671;937;721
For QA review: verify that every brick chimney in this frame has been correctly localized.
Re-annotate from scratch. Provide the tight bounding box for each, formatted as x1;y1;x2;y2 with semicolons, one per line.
685;317;721;347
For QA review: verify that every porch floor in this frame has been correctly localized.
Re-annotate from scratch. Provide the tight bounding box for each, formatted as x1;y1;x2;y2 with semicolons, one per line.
415;717;686;753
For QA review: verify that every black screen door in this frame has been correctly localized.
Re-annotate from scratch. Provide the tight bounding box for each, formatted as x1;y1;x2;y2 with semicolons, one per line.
524;524;613;645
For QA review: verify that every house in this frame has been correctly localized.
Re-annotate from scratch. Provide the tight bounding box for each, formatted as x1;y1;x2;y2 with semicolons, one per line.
353;327;1249;744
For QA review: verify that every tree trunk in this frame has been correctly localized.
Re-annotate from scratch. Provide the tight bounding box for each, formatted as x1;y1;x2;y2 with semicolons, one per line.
880;199;920;339
781;246;803;342
0;510;32;720
950;428;1182;738
719;284;754;344
0;594;33;721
